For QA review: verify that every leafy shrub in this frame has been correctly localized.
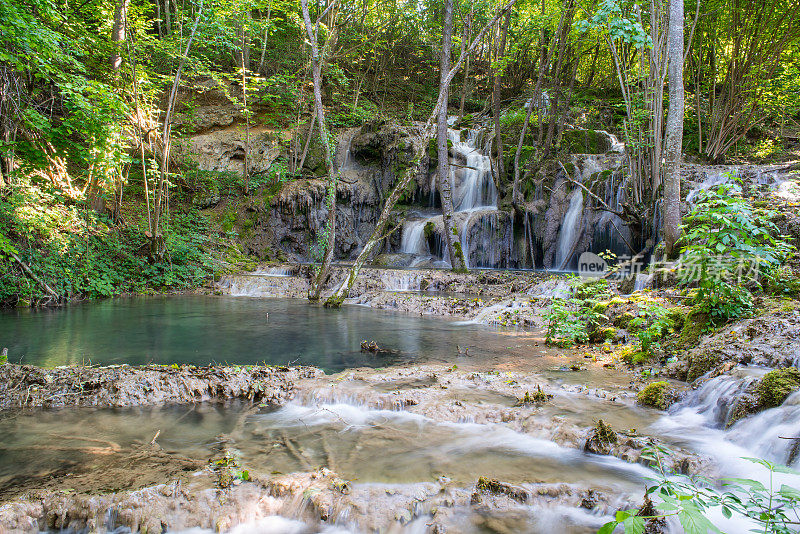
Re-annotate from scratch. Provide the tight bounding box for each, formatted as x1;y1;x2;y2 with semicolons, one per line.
545;298;606;347
679;182;794;324
599;446;800;534
0;183;213;305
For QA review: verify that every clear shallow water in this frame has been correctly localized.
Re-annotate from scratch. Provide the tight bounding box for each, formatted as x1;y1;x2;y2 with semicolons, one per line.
0;296;534;372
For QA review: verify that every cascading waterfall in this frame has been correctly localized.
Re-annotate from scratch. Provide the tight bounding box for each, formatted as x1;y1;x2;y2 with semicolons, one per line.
399;124;500;268
553;189;584;270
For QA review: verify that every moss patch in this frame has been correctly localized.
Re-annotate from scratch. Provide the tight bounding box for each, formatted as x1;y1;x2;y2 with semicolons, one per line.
637;381;679;410
757;368;800;408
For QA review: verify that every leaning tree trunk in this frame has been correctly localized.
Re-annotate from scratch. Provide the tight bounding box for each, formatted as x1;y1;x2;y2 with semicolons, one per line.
302;0;339;301
324;0;518;307
437;0;466;272
663;0;684;256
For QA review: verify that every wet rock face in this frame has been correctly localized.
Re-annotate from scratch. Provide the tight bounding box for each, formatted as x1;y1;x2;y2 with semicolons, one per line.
685;309;800;381
0;364;321;410
241;122;418;262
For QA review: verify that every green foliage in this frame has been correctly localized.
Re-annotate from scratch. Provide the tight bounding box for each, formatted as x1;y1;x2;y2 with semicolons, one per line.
576;0;653;48
630;302;678;356
329;99;381;128
545;298;606;347
599;446;800;534
679;182;794;324
573;278;612;300
0;183;212;305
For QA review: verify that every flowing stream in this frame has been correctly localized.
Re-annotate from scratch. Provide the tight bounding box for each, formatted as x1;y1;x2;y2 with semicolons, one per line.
1;297;799;533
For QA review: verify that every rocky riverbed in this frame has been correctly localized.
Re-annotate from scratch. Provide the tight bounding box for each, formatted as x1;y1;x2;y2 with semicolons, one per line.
0;359;706;534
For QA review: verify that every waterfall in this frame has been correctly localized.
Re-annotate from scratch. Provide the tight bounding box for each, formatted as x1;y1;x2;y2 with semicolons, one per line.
400;219;429;255
380;271;422;292
254;266;293;277
686;171;734;205
452;131;496;212
399;124;503;268
554;189;584;270
728;390;800;467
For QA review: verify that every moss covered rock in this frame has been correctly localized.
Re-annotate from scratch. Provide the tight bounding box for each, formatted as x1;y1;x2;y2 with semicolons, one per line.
757;368;800;408
561;129;614;154
677;309;709;350
685;351;722;383
584;419;618;455
636;381;679;410
727;368;800;427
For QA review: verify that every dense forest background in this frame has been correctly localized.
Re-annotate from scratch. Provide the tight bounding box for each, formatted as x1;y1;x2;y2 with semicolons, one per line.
1;0;799;306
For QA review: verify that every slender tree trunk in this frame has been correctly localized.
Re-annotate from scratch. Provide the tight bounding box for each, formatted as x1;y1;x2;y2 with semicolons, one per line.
491;13;510;184
153;0;203;257
241;32;250;195
258;0;273;76
663;0;684;256
458;6;473;121
164;0;171;34
110;0;129;72
325;0;517;307
301;0;339;301
155;0;163;38
437;0;466;271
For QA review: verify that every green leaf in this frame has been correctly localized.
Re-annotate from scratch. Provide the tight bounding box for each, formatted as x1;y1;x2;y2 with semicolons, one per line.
622;515;646;534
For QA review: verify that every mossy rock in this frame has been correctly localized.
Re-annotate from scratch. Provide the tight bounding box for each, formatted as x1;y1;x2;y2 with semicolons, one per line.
613;312;636;330
561;129;613;154
636;381;679;410
677;309;710;349
727;368;800;427
590;326;617;343
757;367;800;408
685;351;722;383
424;221;436;240
584;419;618;455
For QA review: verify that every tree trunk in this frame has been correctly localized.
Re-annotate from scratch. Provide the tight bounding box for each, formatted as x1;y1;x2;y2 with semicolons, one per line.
110;0;129;72
663;0;684;256
437;0;466;271
491;13;510;184
458;6;473;121
153;0;204;258
164;0;171;35
324;0;518;307
301;0;339;301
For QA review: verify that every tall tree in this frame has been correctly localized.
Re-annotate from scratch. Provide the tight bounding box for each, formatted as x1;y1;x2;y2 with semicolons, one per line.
301;0;340;301
152;0;204;258
662;0;683;255
437;0;466;272
110;0;129;72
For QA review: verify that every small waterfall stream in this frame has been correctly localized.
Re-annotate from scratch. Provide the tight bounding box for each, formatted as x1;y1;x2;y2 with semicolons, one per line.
553;189;584;270
399;126;502;268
